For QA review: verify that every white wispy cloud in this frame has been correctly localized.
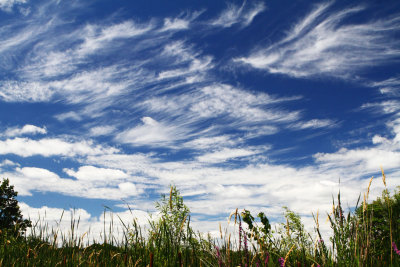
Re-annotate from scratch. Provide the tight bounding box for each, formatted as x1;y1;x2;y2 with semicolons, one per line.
370;76;400;95
21;21;154;79
290;119;337;130
196;147;261;163
315;116;400;174
54;111;82;122
0;159;19;167
160;10;203;32
190;84;300;123
138;83;304;146
183;135;242;150
211;1;265;28
0;0;27;12
3;124;47;137
115;116;188;146
316;148;400;172
6;166;143;199
236;3;400;79
89;125;116;136
360;100;400;115
145;83;300;126
84;153;153;176
0;25;37;55
75;21;153;59
63;165;129;181
0;137;118;157
161;18;190;31
157;56;213;80
0;81;53;102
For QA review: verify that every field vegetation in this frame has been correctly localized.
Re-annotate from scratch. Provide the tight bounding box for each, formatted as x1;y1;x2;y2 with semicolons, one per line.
0;169;399;266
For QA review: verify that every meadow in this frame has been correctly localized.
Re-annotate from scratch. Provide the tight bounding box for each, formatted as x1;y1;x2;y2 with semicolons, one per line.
0;169;399;266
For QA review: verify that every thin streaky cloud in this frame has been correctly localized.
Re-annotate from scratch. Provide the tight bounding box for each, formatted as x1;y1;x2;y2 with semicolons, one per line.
360;100;400;115
196;147;262;163
369;76;400;95
115;116;190;146
160;10;204;32
161;17;189;31
211;1;265;28
289;119;337;130
236;3;400;79
20;21;154;79
139;83;304;146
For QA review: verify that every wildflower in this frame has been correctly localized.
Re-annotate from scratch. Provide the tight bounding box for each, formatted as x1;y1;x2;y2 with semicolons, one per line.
239;220;242;251
393;242;400;256
244;233;249;267
216;246;222;266
244;232;248;251
278;257;285;267
265;252;270;267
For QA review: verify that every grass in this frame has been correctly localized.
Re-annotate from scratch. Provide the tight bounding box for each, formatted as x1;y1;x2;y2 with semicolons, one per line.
1;170;400;266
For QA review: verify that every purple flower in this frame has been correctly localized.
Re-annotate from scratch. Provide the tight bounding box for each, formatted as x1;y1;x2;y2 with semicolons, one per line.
244;232;248;251
239;220;242;251
244;233;249;266
393;242;400;256
278;257;285;267
265;252;270;267
215;246;222;267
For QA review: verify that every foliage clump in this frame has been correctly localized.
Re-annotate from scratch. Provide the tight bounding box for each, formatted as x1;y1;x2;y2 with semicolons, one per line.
0;178;31;236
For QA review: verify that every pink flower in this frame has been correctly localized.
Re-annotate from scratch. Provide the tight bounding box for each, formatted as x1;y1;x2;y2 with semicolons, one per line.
393;242;400;256
278;257;285;267
264;252;270;267
215;246;222;267
239;220;242;251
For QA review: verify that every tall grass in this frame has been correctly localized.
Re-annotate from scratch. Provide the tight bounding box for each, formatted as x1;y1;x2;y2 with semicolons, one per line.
1;171;399;266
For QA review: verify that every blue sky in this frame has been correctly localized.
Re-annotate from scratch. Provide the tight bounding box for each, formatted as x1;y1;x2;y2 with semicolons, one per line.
1;0;400;235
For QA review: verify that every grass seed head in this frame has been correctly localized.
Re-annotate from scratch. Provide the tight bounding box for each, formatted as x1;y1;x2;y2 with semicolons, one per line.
381;167;386;187
367;176;373;200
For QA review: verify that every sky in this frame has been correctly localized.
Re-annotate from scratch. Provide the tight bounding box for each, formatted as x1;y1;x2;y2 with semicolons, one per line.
0;0;400;237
